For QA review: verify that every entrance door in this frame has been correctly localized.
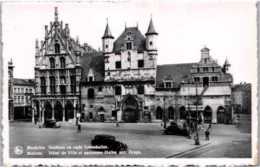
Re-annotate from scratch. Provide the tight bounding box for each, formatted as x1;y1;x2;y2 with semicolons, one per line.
217;106;225;123
204;106;212;123
203;77;209;87
100;114;105;122
122;94;139;123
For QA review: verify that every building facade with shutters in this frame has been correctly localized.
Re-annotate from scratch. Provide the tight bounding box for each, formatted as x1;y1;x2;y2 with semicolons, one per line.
32;7;234;124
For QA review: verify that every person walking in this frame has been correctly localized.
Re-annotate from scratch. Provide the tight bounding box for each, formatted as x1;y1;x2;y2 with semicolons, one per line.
77;120;81;133
205;129;210;141
34;117;37;125
116;121;119;127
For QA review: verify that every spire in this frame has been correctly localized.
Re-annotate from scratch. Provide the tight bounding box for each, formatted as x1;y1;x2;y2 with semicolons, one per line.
145;16;158;36
224;58;231;66
35;39;39;49
102;19;114;39
54;7;58;22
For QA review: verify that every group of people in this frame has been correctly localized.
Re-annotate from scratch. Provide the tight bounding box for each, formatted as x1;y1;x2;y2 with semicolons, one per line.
183;121;212;141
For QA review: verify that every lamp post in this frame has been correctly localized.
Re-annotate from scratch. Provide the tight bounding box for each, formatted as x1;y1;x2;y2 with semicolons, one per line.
187;80;191;139
163;96;167;129
194;81;200;145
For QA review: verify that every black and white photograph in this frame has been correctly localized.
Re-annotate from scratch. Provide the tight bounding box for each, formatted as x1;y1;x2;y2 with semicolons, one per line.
2;1;258;166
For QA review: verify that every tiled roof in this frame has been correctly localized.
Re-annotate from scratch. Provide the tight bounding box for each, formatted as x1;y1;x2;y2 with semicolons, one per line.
156;63;195;88
81;52;104;82
233;83;251;91
13;78;35;86
113;27;146;53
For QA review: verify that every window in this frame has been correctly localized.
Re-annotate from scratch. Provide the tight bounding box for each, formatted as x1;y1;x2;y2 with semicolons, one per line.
197;68;200;73
18;88;20;93
88;88;95;99
50;76;56;94
98;87;103;92
70;76;76;94
115;61;121;69
150;41;153;46
137;85;144;95
18;96;20;103
194;77;200;82
88;76;94;82
203;67;209;72
50;57;55;69
30;89;32;93
105;45;108;48
40;77;46;94
21;96;24;103
14;96;16;103
212;76;218;82
14;88;16;93
55;43;60;54
21;88;24;93
115;86;121;95
107;72;110;76
60;57;66;68
138;60;144;68
212;67;215;72
204;58;208;63
89;112;93;119
165;82;172;88
126;42;132;50
25;89;28;93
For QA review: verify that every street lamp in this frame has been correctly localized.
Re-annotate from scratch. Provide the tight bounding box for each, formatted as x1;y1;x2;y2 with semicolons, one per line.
194;81;200;145
187;80;192;139
163;96;167;129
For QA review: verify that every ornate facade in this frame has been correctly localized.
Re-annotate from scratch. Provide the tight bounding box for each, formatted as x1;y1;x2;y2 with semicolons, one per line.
33;7;233;124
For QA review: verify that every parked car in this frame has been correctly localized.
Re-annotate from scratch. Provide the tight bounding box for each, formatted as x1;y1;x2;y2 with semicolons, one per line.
41;119;61;128
91;134;127;154
163;125;188;136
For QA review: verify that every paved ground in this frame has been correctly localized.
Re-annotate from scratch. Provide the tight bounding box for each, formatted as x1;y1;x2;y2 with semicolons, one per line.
9;120;251;158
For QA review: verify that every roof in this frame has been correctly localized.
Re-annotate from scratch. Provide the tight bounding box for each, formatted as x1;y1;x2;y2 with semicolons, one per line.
81;52;104;82
156;63;195;88
145;18;158;36
102;23;114;39
224;58;231;66
13;78;35;86
113;27;146;53
200;47;210;52
233;83;251;92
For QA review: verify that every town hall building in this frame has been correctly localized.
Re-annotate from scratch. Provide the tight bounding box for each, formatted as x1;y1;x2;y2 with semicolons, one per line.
33;7;233;124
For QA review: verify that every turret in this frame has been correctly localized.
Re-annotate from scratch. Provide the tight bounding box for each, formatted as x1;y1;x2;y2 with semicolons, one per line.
223;58;231;73
102;19;114;53
145;17;158;51
35;39;40;66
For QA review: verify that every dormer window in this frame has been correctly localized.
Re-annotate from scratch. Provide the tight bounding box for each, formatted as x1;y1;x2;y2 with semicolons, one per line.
60;57;66;68
88;69;95;82
55;43;60;54
50;57;55;69
203;67;209;72
89;76;94;82
165;82;172;88
204;58;208;63
126;42;132;50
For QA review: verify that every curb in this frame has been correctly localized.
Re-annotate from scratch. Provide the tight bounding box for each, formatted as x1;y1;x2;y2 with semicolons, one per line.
166;142;211;158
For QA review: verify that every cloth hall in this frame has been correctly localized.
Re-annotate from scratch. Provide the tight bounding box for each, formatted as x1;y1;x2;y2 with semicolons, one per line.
33;8;233;124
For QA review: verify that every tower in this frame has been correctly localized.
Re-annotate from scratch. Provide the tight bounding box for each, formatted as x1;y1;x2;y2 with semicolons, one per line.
200;46;210;63
102;19;114;53
145;17;158;52
223;58;231;73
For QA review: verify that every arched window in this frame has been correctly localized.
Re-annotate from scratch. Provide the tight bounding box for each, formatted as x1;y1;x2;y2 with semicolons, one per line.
49;57;55;69
88;88;95;99
179;106;186;120
115;86;122;95
40;77;46;95
70;76;76;94
137;85;144;95
50;76;56;94
60;57;66;68
55;43;60;54
60;76;66;95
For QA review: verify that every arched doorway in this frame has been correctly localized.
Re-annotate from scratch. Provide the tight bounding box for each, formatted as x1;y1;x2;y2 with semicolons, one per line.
65;101;74;121
204;106;212;123
44;101;52;121
168;106;174;120
179;106;186;120
122;94;139;122
54;101;63;121
156;106;163;120
217;106;225;124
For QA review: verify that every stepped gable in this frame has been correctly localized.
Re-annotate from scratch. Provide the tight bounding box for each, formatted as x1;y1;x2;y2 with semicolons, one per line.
156;63;195;88
81;52;104;82
113;27;146;53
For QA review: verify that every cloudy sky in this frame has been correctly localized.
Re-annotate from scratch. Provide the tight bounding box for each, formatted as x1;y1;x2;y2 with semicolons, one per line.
3;1;257;84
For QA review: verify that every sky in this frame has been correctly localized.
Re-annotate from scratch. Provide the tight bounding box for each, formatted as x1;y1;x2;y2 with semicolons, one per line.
2;1;257;84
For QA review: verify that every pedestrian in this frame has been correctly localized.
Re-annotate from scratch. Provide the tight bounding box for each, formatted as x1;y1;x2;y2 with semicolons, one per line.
207;124;212;131
205;129;210;141
183;121;187;129
116;121;119;127
77;123;81;133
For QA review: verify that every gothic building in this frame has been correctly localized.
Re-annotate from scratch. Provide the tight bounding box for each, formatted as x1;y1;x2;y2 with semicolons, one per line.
33;7;233;124
33;7;96;123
